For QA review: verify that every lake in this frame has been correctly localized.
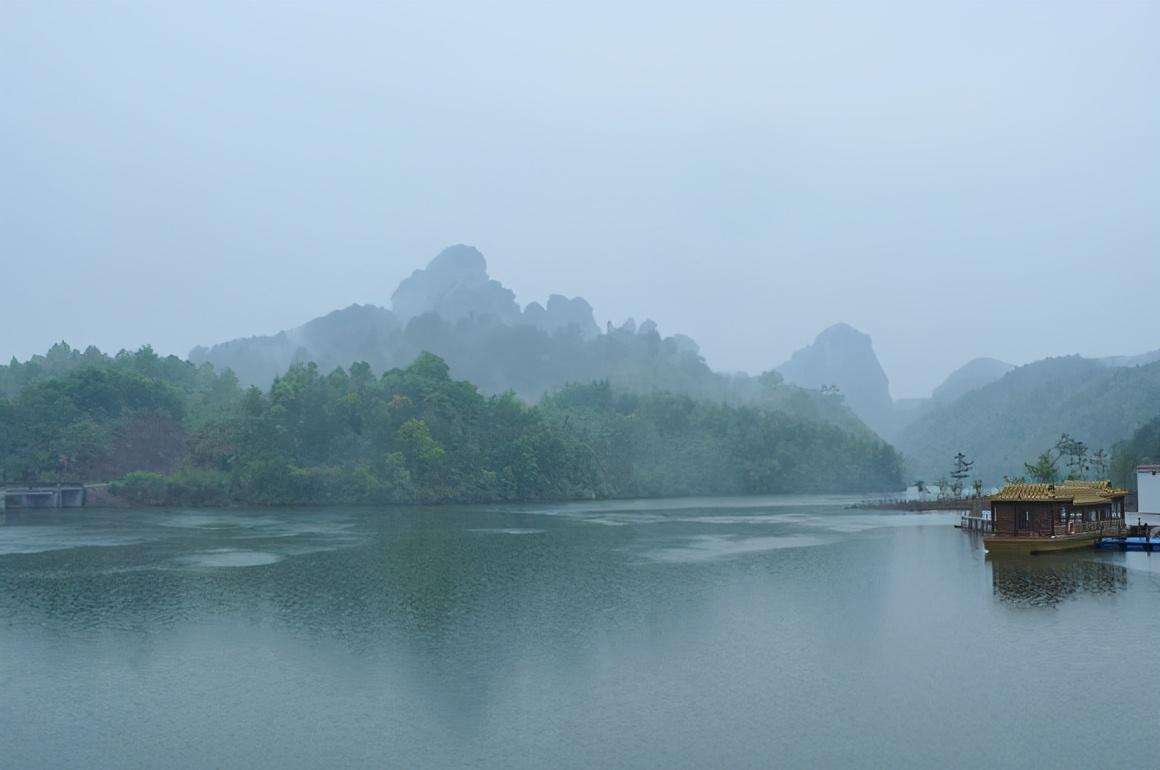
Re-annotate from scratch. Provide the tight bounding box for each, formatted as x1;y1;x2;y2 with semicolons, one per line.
2;497;1158;769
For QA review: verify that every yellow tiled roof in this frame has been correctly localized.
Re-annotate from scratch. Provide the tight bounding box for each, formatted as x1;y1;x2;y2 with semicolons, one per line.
990;480;1128;504
990;483;1074;502
1059;479;1112;491
1072;491;1114;505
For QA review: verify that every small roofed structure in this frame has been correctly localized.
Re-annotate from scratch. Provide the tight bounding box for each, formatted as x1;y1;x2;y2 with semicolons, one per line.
988;480;1128;540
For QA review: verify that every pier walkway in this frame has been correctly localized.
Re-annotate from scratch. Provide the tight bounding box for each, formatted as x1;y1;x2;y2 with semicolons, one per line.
958;513;993;533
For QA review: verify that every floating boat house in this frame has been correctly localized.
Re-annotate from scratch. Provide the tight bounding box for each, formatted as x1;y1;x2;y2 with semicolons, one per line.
984;480;1128;553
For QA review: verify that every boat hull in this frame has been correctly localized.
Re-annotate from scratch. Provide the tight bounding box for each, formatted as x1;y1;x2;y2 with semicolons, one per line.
983;531;1104;555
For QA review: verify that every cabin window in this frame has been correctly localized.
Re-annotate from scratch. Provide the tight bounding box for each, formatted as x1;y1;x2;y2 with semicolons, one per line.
1018;509;1031;530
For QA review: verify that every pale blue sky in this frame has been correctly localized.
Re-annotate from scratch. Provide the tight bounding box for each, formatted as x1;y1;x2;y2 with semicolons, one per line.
3;1;1158;397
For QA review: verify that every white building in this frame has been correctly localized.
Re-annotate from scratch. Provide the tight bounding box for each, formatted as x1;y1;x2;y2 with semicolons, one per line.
905;484;942;501
1139;465;1160;515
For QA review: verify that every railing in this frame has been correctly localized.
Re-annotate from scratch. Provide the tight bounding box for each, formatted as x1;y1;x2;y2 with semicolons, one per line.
991;520;1124;537
959;515;993;533
1063;520;1123;535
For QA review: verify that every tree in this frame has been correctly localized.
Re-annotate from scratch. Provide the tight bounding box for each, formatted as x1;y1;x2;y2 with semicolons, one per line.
950;452;974;498
1090;448;1108;478
1053;433;1090;479
1065;440;1089;479
1024;452;1059;483
1;345;906;506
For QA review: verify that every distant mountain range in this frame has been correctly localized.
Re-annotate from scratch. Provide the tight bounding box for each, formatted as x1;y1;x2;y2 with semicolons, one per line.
774;327;1160;484
773;326;1014;439
1098;349;1160;369
771;326;1160;483
190;245;602;387
191;245;873;438
894;356;1160;482
191;243;1160;485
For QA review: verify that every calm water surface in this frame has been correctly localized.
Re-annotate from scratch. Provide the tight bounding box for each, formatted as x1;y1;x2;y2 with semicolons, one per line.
2;497;1159;769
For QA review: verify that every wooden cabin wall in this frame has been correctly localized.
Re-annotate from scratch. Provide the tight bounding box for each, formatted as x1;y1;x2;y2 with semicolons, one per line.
1032;504;1056;534
993;497;1126;535
992;502;1057;534
994;502;1015;533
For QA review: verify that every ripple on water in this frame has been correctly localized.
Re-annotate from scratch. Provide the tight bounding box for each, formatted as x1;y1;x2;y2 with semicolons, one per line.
157;514;283;531
645;533;830;563
0;528;142;556
580;514;670;526
467;528;546;535
176;550;283;568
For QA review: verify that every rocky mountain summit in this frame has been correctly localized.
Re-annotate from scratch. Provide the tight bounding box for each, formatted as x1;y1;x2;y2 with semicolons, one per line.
776;323;894;435
191;245;600;386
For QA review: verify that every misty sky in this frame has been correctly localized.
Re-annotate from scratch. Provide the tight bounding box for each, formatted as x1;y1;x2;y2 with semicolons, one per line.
3;2;1158;398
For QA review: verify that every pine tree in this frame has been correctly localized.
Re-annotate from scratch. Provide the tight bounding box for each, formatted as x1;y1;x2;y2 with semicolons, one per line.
950;452;974;498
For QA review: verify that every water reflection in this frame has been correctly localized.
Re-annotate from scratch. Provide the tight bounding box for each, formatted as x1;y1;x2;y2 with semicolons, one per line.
6;503;1160;768
989;555;1127;607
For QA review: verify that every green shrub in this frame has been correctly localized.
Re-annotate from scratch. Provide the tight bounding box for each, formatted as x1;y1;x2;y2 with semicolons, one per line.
109;471;169;505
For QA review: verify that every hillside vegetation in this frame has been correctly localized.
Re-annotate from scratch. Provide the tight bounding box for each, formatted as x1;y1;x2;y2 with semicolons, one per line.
895;356;1160;482
1111;416;1160;488
0;345;904;504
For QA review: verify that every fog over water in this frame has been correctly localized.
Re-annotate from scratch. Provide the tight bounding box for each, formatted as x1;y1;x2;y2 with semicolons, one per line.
3;2;1158;397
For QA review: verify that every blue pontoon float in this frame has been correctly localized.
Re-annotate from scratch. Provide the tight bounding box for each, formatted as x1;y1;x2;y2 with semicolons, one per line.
1096;536;1160;552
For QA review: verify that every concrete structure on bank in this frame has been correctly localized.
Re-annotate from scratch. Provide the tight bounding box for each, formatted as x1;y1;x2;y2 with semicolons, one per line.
0;484;86;511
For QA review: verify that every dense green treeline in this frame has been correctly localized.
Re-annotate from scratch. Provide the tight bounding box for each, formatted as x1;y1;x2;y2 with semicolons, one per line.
0;344;240;481
2;341;237;402
0;344;904;504
540;383;903;496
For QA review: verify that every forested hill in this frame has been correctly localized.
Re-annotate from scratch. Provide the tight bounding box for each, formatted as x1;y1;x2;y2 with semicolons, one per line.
930;357;1014;405
1111;416;1160;487
188;245;872;437
0;346;904;504
895;355;1160;482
